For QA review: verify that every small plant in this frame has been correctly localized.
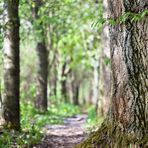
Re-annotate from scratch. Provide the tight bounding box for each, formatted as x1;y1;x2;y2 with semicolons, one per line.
85;106;104;131
0;127;42;148
0;102;81;147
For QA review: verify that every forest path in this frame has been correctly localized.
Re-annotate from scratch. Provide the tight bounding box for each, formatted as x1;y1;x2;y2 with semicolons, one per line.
33;114;88;148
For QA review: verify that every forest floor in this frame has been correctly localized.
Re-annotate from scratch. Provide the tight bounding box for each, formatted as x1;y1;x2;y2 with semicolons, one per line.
33;114;88;148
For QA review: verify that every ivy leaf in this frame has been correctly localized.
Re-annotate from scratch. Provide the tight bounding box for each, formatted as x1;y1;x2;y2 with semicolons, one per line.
141;10;148;18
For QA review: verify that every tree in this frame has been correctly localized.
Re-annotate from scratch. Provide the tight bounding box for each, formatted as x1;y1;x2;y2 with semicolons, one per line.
33;0;48;112
35;42;48;112
0;0;20;130
92;56;99;113
61;61;69;103
98;0;111;115
71;70;80;105
77;0;148;147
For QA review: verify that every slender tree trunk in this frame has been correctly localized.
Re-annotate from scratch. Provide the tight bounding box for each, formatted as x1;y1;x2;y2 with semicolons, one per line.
92;58;99;113
49;58;57;98
98;0;111;116
61;62;68;103
77;1;147;147
98;33;111;115
72;84;79;105
53;65;57;97
33;1;49;112
75;85;79;105
35;42;48;112
61;80;67;102
72;71;80;106
0;0;20;130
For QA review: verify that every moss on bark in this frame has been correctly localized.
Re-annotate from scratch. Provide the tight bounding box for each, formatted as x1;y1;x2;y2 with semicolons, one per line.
75;120;148;148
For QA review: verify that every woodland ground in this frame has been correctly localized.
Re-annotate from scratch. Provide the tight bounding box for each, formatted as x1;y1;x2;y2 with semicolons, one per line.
33;114;88;148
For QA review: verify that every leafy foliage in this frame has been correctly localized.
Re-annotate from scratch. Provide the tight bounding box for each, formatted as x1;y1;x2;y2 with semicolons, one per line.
0;0;105;147
85;106;104;129
0;102;80;147
95;9;148;26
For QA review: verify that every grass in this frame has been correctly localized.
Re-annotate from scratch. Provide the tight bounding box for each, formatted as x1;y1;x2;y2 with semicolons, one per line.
0;92;103;148
0;103;104;148
85;106;104;132
0;102;80;148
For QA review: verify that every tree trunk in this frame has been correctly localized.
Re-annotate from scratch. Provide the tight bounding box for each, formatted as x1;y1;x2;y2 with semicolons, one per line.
35;42;48;112
109;0;147;142
0;0;20;130
61;62;68;103
49;58;57;98
61;80;67;102
33;1;49;112
71;70;80;106
53;64;57;97
97;0;111;116
92;58;99;113
72;84;79;106
76;1;148;147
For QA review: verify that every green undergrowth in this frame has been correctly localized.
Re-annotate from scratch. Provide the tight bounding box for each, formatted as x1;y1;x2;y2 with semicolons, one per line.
0;102;80;148
85;106;104;131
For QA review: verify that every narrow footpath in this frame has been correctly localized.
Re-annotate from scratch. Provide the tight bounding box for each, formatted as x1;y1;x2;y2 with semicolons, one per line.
34;114;88;148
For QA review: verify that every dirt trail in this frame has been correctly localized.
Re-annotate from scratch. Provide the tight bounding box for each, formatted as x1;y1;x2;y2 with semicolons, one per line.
33;114;88;148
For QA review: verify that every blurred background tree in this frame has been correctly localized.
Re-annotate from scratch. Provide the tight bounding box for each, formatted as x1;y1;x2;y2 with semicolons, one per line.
18;0;108;114
0;0;112;147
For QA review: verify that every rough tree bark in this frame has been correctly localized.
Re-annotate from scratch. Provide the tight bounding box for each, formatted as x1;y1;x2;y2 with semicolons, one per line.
35;42;48;112
76;0;148;147
33;1;49;112
0;0;20;130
